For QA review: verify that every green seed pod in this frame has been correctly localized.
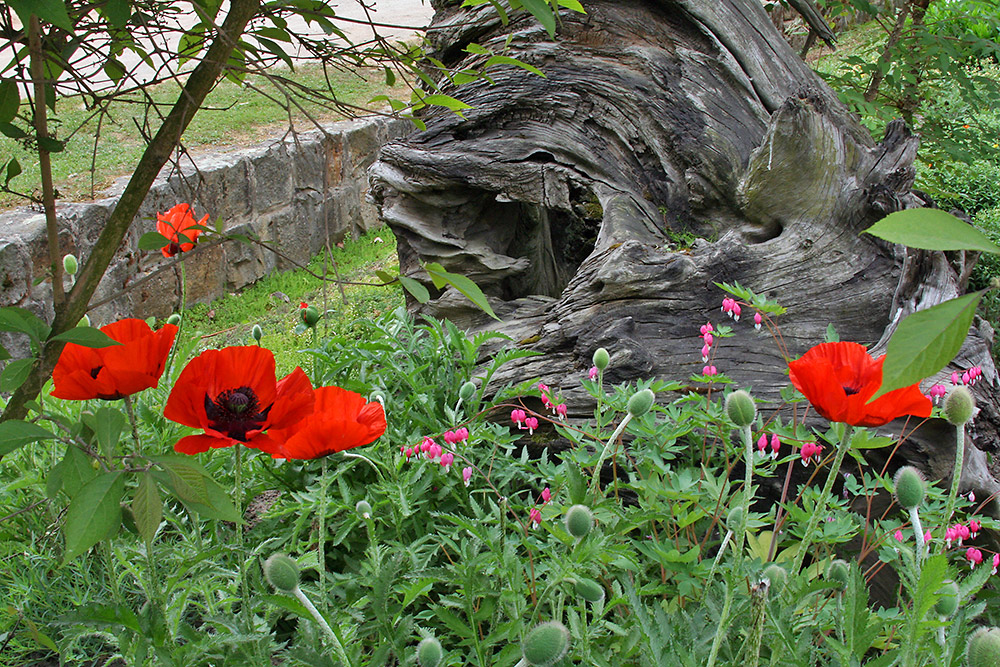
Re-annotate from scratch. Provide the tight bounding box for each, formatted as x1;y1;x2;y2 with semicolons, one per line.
967;627;1000;667
565;504;593;539
355;500;372;519
573;578;605;604
416;636;443;667
826;559;849;591
935;580;960;618
522;621;571;667
166;313;181;326
725;390;756;427
762;564;787;594
251;324;263;343
592;347;610;371
944;386;976;426
459;381;476;401
263;553;299;593
893;466;926;510
725;506;745;534
62;253;78;276
627;389;655;418
301;305;321;327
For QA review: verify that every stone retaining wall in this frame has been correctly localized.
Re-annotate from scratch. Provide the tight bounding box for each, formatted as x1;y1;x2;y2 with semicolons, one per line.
0;116;408;333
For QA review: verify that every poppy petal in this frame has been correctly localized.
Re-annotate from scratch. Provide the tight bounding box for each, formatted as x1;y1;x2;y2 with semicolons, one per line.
268;366;315;430
174;433;233;454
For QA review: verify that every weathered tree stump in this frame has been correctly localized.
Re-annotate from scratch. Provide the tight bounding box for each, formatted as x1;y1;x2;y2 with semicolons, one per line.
370;0;999;509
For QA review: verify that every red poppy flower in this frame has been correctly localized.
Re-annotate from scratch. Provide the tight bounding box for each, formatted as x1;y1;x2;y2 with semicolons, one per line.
164;346;315;455
788;342;932;427
51;318;177;401
157;203;208;258
267;386;387;460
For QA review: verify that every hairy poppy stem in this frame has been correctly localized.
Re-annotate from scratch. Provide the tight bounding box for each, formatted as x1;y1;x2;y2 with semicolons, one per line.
789;425;853;576
317;456;328;610
940;423;966;548
234;445;250;624
739;423;754;556
589;413;632;498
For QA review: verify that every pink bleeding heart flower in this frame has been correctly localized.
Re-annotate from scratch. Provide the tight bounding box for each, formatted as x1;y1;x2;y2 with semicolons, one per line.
462;466;473;487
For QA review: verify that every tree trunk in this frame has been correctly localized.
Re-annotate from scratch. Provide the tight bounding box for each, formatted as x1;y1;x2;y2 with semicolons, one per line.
370;0;999;509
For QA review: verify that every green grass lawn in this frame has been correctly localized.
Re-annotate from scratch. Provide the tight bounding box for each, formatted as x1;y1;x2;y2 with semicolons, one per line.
180;226;404;378
0;63;394;210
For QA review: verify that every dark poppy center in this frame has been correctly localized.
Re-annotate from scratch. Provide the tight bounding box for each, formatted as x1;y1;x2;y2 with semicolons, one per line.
842;385;860;396
90;365;103;379
205;386;271;442
167;241;182;256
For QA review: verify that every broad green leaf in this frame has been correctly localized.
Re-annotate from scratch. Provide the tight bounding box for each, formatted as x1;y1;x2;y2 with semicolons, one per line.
872;291;983;400
518;0;556;37
0;79;18;123
0;419;56;456
557;0;586;12
61;445;98;498
62;472;124;563
6;0;75;32
0;306;51;341
37;136;64;153
132;473;162;544
152;457;208;505
103;58;126;82
0;342;8;360
94;407;126;455
100;0;131;28
0;357;34;393
262;594;312;619
138;231;171;252
375;269;395;284
50;327;122;348
5;157;22;185
484;55;546;77
58;603;142;634
0;122;27;139
423;262;500;320
825;323;839;343
422;94;473;112
863;208;1000;253
398;275;430;303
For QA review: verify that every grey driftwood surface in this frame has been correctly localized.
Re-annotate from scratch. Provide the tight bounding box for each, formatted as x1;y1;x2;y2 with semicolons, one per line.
369;0;1000;510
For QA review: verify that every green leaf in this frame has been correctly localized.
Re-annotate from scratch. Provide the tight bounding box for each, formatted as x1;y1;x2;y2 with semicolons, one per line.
863;208;1000;253
0;357;34;393
873;291;984;400
484;55;546;77
423;262;500;320
0;306;51;341
94;407;126;455
422;94;473;112
519;0;557;37
0;342;8;360
62;472;124;563
138;231;171;252
0;419;56;456
61;445;98;498
58;603;142;634
398;275;430;303
152;456;208;505
100;0;131;27
38;136;64;153
0;122;27;139
132;473;162;544
5;157;22;185
6;0;75;32
0;79;19;123
825;324;839;343
103;58;126;82
557;0;586;12
262;594;312;619
50;327;122;348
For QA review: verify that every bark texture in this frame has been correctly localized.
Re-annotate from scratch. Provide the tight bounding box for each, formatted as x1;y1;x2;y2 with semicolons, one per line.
370;0;999;507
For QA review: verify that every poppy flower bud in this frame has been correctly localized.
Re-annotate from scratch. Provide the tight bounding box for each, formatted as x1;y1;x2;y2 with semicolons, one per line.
592;347;610;371
300;305;321;328
726;506;745;534
263;553;300;593
251;324;263;344
944;386;976;426
967;627;1000;667
416;637;443;667
573;578;605;604
166;313;181;326
762;564;787;593
459;381;476;401
355;500;372;519
825;559;849;591
565;504;593;538
522;621;571;667
627;389;655;418
935;580;960;618
893;466;926;510
62;253;78;276
725;390;756;427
